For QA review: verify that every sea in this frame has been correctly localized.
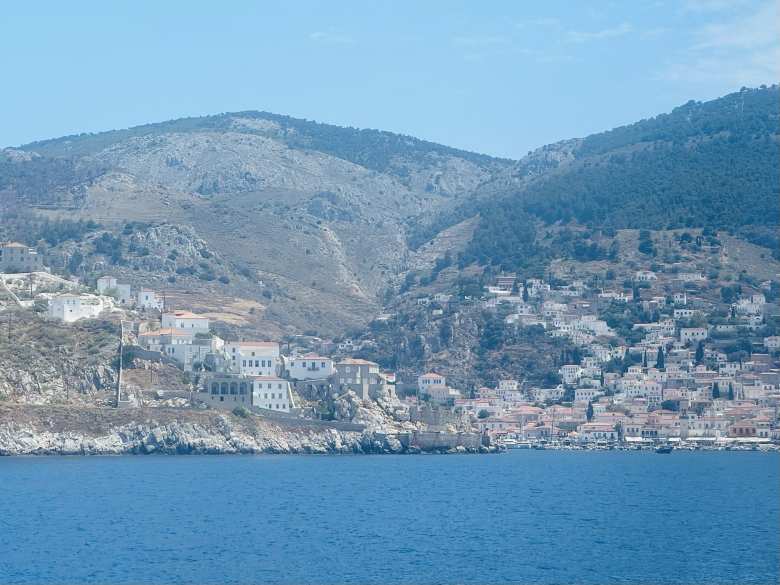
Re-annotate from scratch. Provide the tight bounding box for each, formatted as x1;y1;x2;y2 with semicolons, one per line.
0;451;777;585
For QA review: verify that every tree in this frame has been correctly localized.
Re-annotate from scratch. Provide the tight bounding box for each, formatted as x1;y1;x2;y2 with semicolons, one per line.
477;409;491;419
695;341;705;364
655;347;665;369
642;351;648;368
712;382;720;399
727;383;735;401
522;282;529;302
586;401;594;422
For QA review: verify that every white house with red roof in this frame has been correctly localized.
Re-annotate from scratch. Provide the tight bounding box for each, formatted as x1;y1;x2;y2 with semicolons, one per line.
161;310;210;332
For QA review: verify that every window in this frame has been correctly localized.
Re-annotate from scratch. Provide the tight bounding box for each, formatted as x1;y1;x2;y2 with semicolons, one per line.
255;360;259;367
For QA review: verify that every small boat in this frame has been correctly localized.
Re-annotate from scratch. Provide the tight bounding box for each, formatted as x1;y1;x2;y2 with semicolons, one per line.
655;445;673;454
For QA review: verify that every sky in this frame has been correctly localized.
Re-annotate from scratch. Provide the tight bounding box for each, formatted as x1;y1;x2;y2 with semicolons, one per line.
1;0;777;159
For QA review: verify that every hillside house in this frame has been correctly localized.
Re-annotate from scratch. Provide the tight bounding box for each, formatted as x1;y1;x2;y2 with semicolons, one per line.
137;289;163;311
634;270;657;282
225;341;281;377
47;294;108;323
162;310;210;332
680;327;708;345
286;353;335;380
0;242;43;273
334;358;391;400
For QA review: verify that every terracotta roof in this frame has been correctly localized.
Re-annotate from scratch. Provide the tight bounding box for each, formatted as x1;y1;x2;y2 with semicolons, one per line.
165;310;207;319
420;373;445;379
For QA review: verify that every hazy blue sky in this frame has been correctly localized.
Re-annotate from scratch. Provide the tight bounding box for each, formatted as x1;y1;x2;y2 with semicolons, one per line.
1;0;777;158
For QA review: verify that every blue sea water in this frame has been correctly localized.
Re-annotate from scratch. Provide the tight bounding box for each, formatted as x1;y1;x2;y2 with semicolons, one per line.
0;451;777;585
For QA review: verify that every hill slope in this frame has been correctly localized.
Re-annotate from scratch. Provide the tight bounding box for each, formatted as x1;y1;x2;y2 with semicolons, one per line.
448;86;780;272
1;112;510;334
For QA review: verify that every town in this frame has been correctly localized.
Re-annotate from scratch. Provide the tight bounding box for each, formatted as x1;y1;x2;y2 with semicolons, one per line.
2;233;779;452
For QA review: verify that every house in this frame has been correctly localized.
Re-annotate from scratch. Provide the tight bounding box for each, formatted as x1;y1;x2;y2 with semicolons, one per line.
286;353;335;380
496;274;517;291
676;272;705;282
251;377;294;411
334;358;391;400
96;276;117;294
200;375;253;408
574;388;601;403
199;375;294;412
577;422;618;442
47;294;108;323
225;341;281;377
673;309;698;320
680;327;708;345
138;327;194;350
559;365;582;386
0;242;43;273
634;270;657;282
161;310;210;332
423;383;462;404
97;276;133;304
763;336;780;350
418;372;446;394
137;289;163;311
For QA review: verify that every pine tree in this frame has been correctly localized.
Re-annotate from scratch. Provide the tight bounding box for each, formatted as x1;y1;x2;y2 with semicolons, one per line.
522;282;529;302
712;382;720;399
727;383;735;401
656;347;665;369
695;341;705;364
586;401;594;422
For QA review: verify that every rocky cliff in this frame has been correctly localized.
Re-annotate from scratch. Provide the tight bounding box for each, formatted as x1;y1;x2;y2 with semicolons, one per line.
0;405;488;456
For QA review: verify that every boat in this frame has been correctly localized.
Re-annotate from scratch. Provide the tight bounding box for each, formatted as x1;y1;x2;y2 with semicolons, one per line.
655;445;673;454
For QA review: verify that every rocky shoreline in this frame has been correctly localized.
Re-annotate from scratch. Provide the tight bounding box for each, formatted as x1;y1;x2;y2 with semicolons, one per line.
0;404;493;456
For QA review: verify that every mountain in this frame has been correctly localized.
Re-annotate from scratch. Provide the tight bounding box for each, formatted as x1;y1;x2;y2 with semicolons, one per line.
2;86;778;335
456;85;780;272
1;112;511;335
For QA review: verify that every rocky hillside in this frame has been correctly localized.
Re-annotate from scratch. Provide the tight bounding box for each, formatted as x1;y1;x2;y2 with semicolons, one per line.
0;308;119;405
1;113;510;335
2;87;777;336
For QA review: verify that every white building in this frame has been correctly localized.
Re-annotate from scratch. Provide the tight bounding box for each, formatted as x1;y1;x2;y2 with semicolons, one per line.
96;276;117;294
225;341;281;377
634;270;657;282
47;294;108;323
764;336;780;350
574;388;601;403
418;373;446;393
137;289;163;311
96;276;133;304
286;353;335;380
559;365;582;386
161;310;210;332
251;377;294;411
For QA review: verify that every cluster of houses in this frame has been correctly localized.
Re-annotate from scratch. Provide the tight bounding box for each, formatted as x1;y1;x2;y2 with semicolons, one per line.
413;270;780;444
9;249;779;444
129;308;399;414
